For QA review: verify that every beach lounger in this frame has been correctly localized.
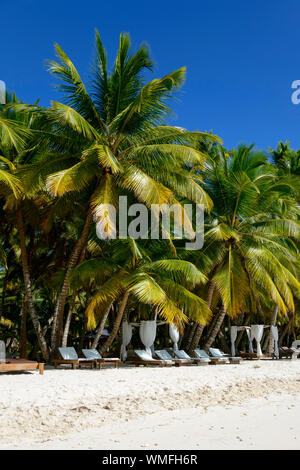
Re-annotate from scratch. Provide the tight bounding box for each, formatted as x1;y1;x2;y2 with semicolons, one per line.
53;347;96;369
173;349;209;366
155;349;189;366
82;349;120;368
239;351;261;360
279;346;300;359
127;349;172;367
194;348;226;365
209;347;241;364
0;359;44;375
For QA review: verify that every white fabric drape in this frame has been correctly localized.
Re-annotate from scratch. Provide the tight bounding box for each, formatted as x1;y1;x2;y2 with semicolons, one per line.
121;322;133;361
245;328;254;353
270;326;279;357
169;323;180;351
139;320;157;356
230;326;238;356
0;340;5;363
251;325;264;356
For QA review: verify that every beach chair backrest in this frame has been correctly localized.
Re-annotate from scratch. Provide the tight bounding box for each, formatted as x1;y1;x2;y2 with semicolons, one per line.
156;350;173;361
195;349;209;359
59;347;78;360
135;349;154;361
82;349;102;360
209;348;222;358
174;350;191;360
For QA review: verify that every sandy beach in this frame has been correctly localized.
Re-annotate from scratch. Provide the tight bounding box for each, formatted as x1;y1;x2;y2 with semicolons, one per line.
1;360;300;450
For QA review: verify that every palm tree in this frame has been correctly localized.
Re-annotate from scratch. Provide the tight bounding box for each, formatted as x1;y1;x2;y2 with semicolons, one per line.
187;144;300;352
70;238;211;354
0;94;56;360
27;30;219;355
270;141;300;177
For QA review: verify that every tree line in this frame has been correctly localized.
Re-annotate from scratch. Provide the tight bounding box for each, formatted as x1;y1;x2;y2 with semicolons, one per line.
0;32;299;361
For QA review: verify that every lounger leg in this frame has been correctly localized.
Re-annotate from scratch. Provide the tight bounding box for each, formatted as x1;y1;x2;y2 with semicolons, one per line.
38;363;44;375
73;362;77;370
115;362;118;369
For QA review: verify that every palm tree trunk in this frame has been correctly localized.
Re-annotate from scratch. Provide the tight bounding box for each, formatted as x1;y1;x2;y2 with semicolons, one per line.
0;266;9;316
100;292;129;355
61;292;77;348
266;304;278;354
203;303;226;351
20;295;28;358
187;280;216;353
91;303;113;350
219;322;231;354
61;247;86;348
16;208;49;361
279;314;293;346
51;209;93;356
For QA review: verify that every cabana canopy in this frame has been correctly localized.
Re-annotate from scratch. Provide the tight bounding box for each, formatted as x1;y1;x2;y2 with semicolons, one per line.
121;319;167;360
121;320;180;359
230;324;279;357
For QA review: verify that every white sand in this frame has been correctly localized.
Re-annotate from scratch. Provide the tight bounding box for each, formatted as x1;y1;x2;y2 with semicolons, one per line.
0;360;300;450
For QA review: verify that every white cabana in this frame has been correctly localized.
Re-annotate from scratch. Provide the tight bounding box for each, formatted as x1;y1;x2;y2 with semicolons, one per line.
139;320;157;356
270;325;279;358
230;326;238;356
251;324;279;358
230;325;252;356
251;324;264;356
246;327;254;353
122;320;166;359
169;323;180;351
230;324;279;358
121;321;133;361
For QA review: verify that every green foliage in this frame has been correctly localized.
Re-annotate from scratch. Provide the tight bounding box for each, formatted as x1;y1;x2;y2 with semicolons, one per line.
0;34;299;358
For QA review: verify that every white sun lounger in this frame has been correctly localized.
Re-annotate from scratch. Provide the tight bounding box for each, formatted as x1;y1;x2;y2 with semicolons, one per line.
194;348;226;364
209;348;242;364
173;349;210;366
128;349;173;367
155;349;190;366
53;347;96;369
82;349;120;368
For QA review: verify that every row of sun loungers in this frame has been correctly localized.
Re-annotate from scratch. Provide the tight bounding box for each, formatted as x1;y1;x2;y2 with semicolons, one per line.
126;348;242;367
53;347;120;369
0;346;242;375
44;344;300;370
2;344;298;374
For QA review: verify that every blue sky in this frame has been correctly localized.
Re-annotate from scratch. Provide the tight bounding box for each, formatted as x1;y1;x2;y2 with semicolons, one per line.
0;0;299;150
